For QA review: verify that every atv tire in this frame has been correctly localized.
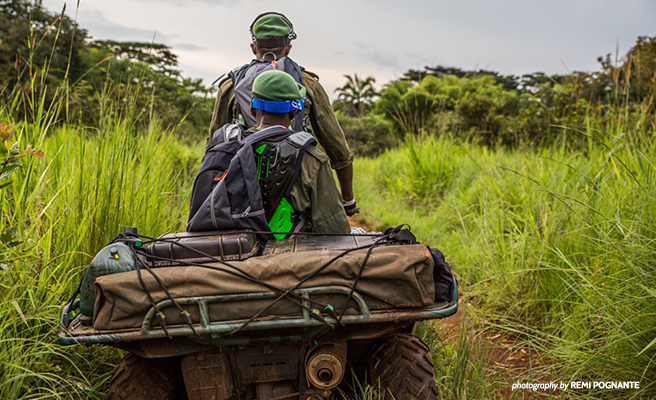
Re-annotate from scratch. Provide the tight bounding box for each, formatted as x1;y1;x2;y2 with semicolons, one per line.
107;353;187;400
369;333;440;400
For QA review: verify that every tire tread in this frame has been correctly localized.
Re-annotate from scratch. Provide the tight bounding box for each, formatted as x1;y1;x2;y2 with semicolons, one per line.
369;333;440;400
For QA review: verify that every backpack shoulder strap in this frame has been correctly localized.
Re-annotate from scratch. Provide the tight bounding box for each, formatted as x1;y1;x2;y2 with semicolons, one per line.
228;62;253;85
210;124;248;148
286;131;316;149
242;125;291;146
282;132;316;196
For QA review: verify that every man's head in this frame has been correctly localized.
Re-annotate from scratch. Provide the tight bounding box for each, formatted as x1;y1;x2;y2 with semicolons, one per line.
251;70;305;128
249;12;296;61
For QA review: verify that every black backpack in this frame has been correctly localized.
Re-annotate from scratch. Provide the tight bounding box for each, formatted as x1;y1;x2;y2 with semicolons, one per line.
187;124;316;242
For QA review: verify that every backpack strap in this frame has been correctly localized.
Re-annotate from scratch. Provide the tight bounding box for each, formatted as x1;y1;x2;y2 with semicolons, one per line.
282;132;316;196
242;125;291;146
265;131;316;238
211;123;247;147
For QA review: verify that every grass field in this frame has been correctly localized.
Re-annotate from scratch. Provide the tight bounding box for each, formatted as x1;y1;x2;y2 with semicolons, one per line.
1;37;654;400
0;80;203;398
354;123;656;399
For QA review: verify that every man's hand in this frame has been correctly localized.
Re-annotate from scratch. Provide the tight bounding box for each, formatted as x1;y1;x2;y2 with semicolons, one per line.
343;199;360;216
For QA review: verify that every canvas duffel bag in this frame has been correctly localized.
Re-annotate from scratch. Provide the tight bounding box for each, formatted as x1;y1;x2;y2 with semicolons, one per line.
93;244;436;330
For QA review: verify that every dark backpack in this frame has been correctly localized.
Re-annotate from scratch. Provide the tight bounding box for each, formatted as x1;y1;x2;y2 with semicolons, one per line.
384;225;456;303
229;57;308;132
429;247;456;303
187;124;316;242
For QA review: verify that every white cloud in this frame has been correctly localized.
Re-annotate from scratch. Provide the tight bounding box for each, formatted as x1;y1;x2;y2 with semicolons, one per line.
40;0;656;98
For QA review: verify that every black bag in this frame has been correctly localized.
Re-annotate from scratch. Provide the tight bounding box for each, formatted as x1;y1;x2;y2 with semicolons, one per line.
187;124;315;242
429;247;455;303
384;225;456;303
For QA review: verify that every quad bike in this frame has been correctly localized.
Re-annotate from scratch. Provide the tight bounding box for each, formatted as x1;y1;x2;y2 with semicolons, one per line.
58;227;458;400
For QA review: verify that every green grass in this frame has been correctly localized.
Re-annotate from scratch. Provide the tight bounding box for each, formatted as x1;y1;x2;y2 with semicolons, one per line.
0;81;201;398
3;12;655;398
354;125;656;399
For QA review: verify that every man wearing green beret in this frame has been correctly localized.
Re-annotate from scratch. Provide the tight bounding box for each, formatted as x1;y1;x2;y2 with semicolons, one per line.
243;70;350;234
206;12;360;217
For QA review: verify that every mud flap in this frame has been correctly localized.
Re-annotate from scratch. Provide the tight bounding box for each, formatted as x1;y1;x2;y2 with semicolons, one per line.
181;349;234;400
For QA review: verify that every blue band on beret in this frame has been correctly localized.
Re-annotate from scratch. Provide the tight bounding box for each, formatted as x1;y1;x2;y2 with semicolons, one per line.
252;97;303;113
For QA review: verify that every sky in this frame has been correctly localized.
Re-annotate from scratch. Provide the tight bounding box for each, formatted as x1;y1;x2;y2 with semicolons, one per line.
41;0;656;98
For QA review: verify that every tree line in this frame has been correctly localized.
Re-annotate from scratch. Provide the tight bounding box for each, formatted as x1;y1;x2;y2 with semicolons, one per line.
0;0;213;139
335;36;656;155
3;0;654;152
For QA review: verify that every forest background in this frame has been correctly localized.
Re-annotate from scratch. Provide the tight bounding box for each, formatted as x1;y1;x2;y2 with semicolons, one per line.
1;1;655;399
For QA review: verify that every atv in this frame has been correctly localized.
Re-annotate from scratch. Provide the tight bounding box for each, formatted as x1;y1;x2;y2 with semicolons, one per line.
58;226;458;400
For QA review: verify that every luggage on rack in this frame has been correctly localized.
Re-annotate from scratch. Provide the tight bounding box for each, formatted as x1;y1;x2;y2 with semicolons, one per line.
92;244;436;330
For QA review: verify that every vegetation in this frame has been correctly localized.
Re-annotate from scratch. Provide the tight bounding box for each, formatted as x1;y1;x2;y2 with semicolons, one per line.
338;36;655;153
0;0;213;140
334;74;378;118
338;31;656;400
1;1;655;399
0;2;201;398
354;119;656;399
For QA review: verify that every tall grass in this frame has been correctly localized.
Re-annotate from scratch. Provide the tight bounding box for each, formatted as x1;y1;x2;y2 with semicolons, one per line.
0;60;200;400
354;122;656;398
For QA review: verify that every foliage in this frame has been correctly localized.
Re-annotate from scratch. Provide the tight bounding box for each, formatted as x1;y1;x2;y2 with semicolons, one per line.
0;78;200;400
373;74;520;145
336;112;397;158
0;0;87;85
333;74;377;117
354;124;656;398
0;0;213;139
0;5;203;397
373;78;437;135
371;36;656;147
70;40;213;139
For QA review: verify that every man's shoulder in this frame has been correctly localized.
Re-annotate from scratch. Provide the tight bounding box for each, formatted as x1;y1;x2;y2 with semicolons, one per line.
302;70;324;93
302;69;321;82
218;76;234;93
301;69;331;106
304;145;330;163
300;145;330;185
297;144;329;185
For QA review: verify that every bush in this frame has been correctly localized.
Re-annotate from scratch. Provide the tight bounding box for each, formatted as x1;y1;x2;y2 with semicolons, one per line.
337;113;398;157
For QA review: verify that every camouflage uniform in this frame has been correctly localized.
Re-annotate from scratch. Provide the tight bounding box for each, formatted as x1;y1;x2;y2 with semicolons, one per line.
206;70;354;171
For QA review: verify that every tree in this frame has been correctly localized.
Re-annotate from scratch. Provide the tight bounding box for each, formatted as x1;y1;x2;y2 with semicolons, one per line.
0;0;87;86
334;74;377;117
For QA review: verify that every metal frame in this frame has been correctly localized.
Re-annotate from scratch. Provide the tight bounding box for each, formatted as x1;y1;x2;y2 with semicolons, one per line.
58;283;458;346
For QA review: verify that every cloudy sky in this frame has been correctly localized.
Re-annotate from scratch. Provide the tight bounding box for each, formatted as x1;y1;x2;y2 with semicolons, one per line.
42;0;656;97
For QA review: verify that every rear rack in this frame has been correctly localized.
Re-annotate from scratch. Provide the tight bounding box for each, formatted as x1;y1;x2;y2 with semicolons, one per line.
58;283;458;346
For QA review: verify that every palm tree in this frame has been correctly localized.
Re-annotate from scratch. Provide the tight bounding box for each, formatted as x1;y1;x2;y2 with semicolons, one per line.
334;74;377;117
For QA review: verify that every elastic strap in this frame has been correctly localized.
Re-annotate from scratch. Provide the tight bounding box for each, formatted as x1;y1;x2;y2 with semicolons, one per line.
252;97;303;113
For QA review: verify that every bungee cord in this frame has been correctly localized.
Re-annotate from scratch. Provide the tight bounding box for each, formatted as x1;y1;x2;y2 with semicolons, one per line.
63;225;415;338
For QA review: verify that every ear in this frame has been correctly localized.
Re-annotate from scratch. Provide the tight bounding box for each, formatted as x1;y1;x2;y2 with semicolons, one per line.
289;110;299;119
250;43;258;56
251;107;258;118
283;45;292;57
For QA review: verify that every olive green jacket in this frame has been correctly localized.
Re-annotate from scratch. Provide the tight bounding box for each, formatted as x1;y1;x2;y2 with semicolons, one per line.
207;69;354;171
247;126;350;235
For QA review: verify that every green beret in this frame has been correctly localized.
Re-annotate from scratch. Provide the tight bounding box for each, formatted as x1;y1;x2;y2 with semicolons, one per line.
252;13;296;40
252;70;306;101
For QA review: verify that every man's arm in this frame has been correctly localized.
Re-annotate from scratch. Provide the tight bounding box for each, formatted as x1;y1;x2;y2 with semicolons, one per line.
310;160;351;234
290;147;350;234
303;71;356;204
335;164;354;202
